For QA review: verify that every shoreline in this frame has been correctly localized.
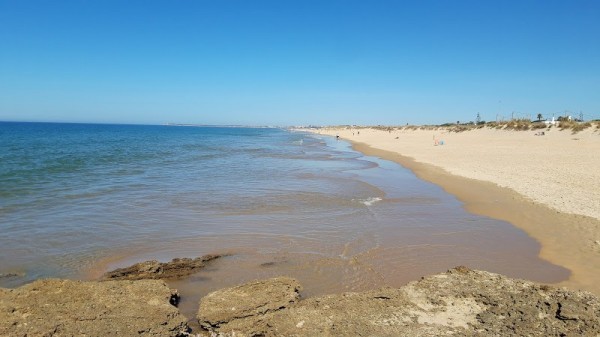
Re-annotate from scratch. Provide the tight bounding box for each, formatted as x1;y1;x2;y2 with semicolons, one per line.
306;127;600;295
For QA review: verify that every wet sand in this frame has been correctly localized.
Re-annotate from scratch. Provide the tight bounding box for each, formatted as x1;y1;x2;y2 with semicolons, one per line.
310;126;600;295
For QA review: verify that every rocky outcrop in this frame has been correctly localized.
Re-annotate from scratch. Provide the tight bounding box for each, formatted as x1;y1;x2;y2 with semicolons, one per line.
0;272;24;279
2;265;599;336
0;279;189;337
198;277;301;331
196;267;600;336
101;254;223;281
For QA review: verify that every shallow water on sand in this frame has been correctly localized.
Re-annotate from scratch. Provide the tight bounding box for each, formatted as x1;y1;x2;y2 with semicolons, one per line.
0;122;567;315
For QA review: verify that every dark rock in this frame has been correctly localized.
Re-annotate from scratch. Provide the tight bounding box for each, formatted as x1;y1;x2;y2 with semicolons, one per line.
101;254;223;281
0;272;25;279
0;279;189;336
196;268;600;336
260;258;289;268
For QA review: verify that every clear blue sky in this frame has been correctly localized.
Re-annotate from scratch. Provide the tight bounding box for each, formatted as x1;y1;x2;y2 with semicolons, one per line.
1;0;599;126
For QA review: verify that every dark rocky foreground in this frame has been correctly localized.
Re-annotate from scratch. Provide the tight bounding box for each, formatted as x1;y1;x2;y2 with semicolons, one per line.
1;266;599;336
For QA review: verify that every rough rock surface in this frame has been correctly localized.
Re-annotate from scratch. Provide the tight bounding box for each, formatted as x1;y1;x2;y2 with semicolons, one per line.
102;254;223;281
0;278;189;337
197;267;600;336
198;277;301;331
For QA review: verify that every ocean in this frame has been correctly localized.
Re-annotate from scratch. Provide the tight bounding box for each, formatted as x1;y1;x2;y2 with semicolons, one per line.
0;122;567;305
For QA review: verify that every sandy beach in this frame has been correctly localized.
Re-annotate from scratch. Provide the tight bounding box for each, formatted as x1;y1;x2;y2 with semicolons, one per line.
307;125;600;294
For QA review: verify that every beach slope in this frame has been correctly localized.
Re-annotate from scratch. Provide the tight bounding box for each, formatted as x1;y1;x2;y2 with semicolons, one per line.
307;126;600;294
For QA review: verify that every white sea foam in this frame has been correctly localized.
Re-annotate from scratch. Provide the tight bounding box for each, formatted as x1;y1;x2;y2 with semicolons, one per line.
359;197;382;206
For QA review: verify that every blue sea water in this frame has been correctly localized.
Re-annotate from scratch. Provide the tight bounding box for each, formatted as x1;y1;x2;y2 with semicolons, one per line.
0;122;567;294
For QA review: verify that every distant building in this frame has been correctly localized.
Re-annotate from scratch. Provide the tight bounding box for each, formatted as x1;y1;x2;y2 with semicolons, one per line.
544;117;556;126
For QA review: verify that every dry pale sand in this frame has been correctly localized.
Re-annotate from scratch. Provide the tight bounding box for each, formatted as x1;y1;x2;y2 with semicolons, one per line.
306;125;600;294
